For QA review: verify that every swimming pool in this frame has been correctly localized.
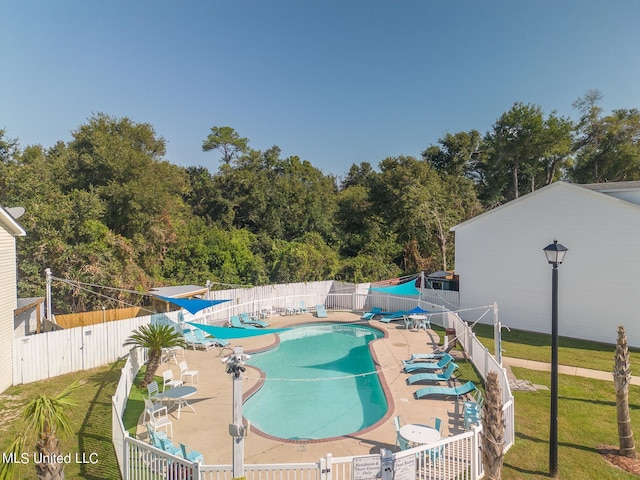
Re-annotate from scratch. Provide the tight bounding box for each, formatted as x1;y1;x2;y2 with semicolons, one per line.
243;323;388;440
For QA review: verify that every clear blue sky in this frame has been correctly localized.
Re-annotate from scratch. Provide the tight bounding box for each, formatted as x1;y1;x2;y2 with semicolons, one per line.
2;0;639;178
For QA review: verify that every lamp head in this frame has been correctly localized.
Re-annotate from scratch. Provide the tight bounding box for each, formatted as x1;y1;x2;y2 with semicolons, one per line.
543;240;568;265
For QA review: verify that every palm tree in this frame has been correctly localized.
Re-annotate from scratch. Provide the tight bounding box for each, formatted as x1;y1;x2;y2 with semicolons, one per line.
481;371;504;480
123;323;186;388
613;325;636;458
0;381;80;480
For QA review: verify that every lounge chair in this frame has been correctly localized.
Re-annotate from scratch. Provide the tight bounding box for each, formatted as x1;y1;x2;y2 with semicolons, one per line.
183;330;216;351
414;380;477;400
403;344;454;363
240;312;269;328
230;315;258;329
315;305;328;318
180;443;204;463
378;311;407;323
193;328;229;347
361;307;386;320
406;362;459;384
404;353;454;373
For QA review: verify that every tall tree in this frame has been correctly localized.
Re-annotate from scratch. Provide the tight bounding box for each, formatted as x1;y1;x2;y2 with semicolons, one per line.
480;102;573;206
422;130;482;178
202;126;249;164
613;325;636;458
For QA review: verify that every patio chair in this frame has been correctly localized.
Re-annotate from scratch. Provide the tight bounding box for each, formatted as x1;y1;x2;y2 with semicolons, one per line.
162;369;183;392
143;397;168;423
146;403;173;437
426;417;443;434
406;362;459;385
230;315;258;329
404;353;454;373
147;381;161;401
403;315;415;330
393;415;411;451
285;305;298;315
315;305;328;318
179;361;199;384
299;301;308;314
180;443;204;463
414;380;477;400
464;407;482;430
240;312;269;328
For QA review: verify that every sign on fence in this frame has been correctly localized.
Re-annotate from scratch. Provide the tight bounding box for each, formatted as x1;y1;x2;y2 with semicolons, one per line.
353;456;381;480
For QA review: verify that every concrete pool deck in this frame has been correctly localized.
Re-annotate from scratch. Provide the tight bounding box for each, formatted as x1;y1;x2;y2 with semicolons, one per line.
140;311;470;465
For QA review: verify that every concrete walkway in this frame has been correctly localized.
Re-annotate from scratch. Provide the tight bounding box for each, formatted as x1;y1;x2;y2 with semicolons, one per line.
503;356;640;386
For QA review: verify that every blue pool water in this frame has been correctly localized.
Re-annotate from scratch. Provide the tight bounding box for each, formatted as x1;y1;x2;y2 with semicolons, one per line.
243;323;388;440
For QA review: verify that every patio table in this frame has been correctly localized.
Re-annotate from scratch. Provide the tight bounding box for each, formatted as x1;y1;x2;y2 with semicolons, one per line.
408;314;431;330
399;424;441;445
158;386;197;419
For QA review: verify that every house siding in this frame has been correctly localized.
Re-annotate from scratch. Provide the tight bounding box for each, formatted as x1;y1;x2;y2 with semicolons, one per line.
453;182;640;348
0;228;17;392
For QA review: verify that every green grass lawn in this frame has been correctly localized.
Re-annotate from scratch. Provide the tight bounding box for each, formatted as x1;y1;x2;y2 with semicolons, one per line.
471;322;640;375
0;361;123;480
503;368;640;479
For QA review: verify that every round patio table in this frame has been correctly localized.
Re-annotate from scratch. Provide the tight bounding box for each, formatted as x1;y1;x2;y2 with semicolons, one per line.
408;315;431;330
159;386;197;419
399;424;441;445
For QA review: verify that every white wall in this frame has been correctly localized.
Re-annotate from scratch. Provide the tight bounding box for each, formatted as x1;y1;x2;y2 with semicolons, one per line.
453;182;640;348
0;229;17;392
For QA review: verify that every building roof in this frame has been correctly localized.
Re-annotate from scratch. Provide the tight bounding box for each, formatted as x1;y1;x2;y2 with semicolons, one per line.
148;285;209;299
0;206;26;237
451;181;640;232
578;181;640;192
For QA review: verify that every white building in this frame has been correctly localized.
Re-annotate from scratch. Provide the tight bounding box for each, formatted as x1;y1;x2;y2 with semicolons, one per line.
0;207;27;392
451;181;640;348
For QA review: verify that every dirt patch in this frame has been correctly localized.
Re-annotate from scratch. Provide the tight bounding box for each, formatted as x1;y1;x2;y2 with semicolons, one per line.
597;444;640;476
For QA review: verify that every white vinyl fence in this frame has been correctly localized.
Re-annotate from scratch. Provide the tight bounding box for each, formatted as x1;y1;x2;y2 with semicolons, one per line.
13;315;151;385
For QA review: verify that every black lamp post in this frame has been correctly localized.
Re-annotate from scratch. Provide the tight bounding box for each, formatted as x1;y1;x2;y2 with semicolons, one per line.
543;240;568;478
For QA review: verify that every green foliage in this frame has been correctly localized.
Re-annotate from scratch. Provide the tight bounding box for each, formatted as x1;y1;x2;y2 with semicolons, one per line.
123;324;186;387
3;94;639;312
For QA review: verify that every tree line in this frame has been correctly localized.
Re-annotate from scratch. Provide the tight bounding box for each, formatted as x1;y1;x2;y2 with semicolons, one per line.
1;90;638;313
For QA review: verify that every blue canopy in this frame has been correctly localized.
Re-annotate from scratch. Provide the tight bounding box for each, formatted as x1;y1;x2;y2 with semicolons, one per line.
406;305;432;314
156;296;230;314
369;279;420;296
187;321;290;339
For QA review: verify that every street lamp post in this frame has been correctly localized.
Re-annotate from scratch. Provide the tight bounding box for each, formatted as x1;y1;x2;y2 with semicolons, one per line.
543;240;568;478
223;346;251;479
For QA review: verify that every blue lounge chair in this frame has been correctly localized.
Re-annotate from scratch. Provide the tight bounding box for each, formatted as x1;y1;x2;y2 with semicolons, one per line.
230;315;258;329
414;380;477;400
240;312;269;328
180;442;204;463
361;307;387;320
404;353;454;373
183;330;217;351
406;362;459;385
193;328;229;347
378;311;407;323
315;305;328;318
